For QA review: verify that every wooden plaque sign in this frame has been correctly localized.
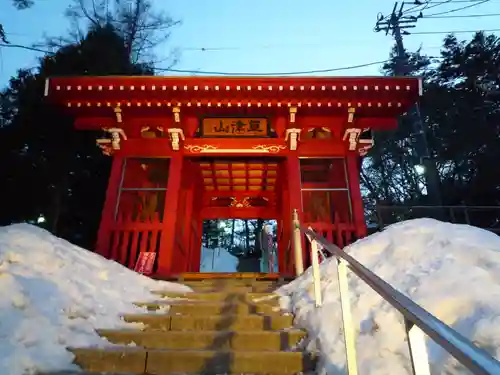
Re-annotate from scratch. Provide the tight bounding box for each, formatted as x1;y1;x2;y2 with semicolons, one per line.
201;118;269;137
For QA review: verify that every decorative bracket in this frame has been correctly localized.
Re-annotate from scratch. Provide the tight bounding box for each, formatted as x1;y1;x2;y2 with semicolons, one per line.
285;128;302;151
96;127;127;155
172;106;181;123
306;127;332;139
230;197;251;208
168;128;185;151
289;106;297;123
342;128;361;151
347;107;356;123
358;139;374;156
358;128;374;156
114;106;123;123
141;126;165;138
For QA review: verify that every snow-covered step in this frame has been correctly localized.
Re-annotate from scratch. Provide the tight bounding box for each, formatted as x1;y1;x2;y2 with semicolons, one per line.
122;312;294;331
151;290;279;301
68;347;317;374
96;329;306;351
135;300;285;315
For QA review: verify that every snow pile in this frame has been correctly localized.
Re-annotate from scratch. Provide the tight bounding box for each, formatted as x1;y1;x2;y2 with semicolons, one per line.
278;219;500;375
0;223;190;375
200;246;239;272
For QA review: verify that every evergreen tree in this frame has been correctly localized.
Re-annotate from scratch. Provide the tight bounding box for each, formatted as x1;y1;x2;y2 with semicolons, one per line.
0;23;152;248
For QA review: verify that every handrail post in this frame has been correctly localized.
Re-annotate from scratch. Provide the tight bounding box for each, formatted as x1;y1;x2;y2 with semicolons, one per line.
405;320;431;375
310;240;322;307
337;258;358;375
306;229;323;308
292;209;304;275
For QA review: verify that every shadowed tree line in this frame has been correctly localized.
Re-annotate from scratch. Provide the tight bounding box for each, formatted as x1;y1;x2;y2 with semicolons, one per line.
0;0;179;248
362;31;500;229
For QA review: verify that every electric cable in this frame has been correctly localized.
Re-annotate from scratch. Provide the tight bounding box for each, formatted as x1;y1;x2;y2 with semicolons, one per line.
424;12;500;17
411;27;500;34
153;60;394;76
0;43;55;54
424;0;490;16
404;0;452;15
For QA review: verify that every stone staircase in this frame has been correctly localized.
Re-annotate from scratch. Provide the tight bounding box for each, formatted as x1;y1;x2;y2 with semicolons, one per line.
55;274;316;374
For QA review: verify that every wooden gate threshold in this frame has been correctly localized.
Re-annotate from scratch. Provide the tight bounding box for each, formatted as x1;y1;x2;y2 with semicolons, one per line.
153;272;295;282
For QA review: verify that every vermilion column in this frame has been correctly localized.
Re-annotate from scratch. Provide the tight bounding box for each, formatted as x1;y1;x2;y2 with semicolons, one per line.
157;155;184;276
189;181;204;272
346;154;367;238
96;156;124;257
180;189;194;272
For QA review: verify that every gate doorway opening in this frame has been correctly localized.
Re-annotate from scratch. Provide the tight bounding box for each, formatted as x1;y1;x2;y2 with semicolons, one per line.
200;219;278;273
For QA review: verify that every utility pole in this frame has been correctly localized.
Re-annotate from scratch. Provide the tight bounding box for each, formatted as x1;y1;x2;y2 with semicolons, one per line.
374;2;442;207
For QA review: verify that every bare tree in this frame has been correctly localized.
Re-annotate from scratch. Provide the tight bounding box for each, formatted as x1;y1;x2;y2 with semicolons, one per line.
1;1;34;43
45;0;181;66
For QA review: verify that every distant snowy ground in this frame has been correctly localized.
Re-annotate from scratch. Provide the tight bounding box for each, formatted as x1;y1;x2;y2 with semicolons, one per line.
278;219;500;375
0;224;190;375
200;246;239;272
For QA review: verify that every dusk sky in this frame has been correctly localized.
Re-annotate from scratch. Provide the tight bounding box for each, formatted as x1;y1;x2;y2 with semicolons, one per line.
1;0;499;85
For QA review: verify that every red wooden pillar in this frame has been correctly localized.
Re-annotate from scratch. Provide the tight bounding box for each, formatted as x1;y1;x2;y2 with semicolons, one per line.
279;184;290;274
96;156;124;257
181;188;194;271
285;155;306;269
157;155;184;276
191;219;203;272
346;154;367;238
187;166;204;272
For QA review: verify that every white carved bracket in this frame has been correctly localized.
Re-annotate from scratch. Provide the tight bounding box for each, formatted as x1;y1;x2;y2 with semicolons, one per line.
114;106;123;123
168;128;185;151
348;107;356;123
285;128;302;151
358;139;374;156
97;128;127;155
289;106;298;123
172;107;181;123
342;128;361;151
103;127;127;150
96;139;113;156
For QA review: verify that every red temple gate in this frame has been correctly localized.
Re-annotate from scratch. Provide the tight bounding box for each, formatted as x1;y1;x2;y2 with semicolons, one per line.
45;76;421;278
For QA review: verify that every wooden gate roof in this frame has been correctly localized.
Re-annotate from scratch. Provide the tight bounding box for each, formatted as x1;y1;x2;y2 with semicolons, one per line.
45;75;422;117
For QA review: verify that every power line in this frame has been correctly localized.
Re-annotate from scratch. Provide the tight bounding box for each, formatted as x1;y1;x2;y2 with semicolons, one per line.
424;12;500;17
403;0;453;15
424;0;490;16
154;60;395;76
411;27;500;34
422;0;496;3
0;43;54;54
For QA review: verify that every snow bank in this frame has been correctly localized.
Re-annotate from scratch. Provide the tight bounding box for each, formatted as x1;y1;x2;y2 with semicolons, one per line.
0;224;190;375
278;219;500;375
200;247;239;272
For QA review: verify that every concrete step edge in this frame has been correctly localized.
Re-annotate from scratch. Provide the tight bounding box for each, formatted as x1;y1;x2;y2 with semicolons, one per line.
134;300;281;306
122;313;293;319
69;347;317;373
134;301;286;312
96;328;306;335
69;346;317;356
151;290;279;296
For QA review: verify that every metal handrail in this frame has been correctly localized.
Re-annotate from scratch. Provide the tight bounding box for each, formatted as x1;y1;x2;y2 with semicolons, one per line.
291;210;500;375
